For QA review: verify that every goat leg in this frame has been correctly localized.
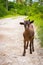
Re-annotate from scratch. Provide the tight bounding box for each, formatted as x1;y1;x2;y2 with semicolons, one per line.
26;41;29;49
23;40;26;56
32;39;34;52
30;41;32;54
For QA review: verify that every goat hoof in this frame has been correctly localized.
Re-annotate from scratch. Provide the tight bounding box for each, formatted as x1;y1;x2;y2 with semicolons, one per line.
26;47;28;49
30;52;32;54
32;49;34;52
23;53;25;56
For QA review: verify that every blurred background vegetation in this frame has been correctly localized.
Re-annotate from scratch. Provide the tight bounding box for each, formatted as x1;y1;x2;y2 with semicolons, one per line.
0;0;43;47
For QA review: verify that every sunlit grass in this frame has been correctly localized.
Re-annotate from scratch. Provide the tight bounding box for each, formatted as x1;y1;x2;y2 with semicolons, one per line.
0;13;19;19
27;15;43;47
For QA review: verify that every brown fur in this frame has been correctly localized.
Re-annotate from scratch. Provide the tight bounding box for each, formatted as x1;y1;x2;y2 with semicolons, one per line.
20;20;34;56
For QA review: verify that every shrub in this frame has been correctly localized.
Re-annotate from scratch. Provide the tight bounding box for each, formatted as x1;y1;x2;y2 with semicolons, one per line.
0;5;8;17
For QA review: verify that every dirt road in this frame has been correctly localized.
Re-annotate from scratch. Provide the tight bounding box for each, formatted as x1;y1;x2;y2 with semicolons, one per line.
0;16;43;65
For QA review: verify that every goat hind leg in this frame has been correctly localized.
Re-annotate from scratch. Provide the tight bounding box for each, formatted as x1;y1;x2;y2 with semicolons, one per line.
30;41;32;54
23;40;26;56
32;39;34;52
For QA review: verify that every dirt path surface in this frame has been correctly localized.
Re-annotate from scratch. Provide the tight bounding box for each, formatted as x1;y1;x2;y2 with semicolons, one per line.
0;16;43;65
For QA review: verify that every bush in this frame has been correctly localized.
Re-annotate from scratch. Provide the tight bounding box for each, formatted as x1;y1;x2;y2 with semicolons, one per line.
0;6;8;17
8;2;30;15
8;2;15;10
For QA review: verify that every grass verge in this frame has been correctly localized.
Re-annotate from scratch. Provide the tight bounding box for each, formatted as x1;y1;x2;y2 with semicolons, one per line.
27;15;43;47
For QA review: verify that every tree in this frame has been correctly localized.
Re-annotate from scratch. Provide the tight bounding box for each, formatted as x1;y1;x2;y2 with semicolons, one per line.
16;0;23;3
29;0;32;6
16;0;20;3
6;0;8;10
0;0;8;10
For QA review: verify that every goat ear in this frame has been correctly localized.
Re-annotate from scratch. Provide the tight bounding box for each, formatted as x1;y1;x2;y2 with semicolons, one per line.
30;20;34;24
20;22;24;25
28;19;30;21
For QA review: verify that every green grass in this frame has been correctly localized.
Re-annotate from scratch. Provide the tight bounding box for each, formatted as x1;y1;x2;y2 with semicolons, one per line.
27;15;43;47
0;13;19;19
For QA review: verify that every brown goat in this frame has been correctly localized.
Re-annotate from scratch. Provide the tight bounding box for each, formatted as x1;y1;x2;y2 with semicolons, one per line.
20;19;34;56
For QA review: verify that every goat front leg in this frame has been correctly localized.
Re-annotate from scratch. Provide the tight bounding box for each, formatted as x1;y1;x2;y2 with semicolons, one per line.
23;40;26;56
32;39;34;52
30;41;32;54
26;41;29;49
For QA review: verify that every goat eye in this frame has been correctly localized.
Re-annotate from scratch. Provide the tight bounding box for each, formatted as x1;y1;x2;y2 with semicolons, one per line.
28;24;29;27
24;25;26;28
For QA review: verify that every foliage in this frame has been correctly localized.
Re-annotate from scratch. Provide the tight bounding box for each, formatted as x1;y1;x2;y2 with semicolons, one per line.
0;0;8;17
27;2;43;47
0;5;8;17
8;2;15;10
8;2;29;15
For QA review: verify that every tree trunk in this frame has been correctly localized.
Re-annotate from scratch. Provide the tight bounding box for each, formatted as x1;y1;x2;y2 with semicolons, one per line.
16;0;23;3
6;0;8;10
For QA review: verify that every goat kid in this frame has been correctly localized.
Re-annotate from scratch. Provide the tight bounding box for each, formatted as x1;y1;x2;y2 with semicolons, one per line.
20;20;34;56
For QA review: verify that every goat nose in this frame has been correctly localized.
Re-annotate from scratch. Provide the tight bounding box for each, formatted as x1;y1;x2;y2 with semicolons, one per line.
26;25;28;28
